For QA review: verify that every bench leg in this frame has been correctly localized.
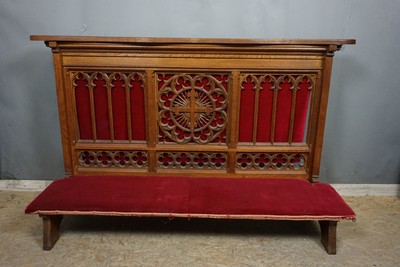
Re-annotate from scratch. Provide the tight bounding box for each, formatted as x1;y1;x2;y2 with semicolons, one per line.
41;215;63;250
319;221;337;254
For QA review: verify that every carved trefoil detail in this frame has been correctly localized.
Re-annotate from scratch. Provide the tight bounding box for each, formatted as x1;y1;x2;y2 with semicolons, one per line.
236;153;306;170
157;152;227;170
78;151;148;168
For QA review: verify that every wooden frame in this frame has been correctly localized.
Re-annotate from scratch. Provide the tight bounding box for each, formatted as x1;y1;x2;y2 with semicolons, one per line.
30;36;355;254
32;36;355;182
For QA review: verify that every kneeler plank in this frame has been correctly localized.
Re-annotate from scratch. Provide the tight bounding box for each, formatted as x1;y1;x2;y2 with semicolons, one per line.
26;176;355;253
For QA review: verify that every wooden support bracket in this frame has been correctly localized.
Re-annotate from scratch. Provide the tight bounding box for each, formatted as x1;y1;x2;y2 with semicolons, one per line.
41;215;63;250
319;220;337;254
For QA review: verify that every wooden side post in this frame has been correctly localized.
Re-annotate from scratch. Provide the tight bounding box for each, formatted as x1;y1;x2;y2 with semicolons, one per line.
41;215;63;250
319;220;337;254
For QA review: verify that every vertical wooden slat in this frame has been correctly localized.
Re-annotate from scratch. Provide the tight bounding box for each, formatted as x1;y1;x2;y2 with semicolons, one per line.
66;72;82;174
51;48;73;175
304;74;319;179
311;56;334;182
306;75;317;145
288;83;298;144
70;73;80;140
228;71;240;173
227;152;236;173
146;70;157;172
228;71;240;148
252;78;260;144
89;75;97;141
125;74;132;141
270;80;279;144
106;74;114;141
146;70;157;146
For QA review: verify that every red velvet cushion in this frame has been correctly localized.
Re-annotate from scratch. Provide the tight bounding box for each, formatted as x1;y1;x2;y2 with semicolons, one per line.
25;176;355;220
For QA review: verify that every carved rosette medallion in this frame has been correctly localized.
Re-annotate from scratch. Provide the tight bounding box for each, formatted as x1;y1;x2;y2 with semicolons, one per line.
158;74;228;144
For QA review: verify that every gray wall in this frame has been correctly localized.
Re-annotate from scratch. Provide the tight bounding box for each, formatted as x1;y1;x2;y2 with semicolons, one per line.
0;0;399;183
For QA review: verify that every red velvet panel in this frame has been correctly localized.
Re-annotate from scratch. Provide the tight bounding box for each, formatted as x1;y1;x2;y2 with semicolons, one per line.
238;77;255;142
93;75;110;140
293;77;312;142
275;78;292;142
75;75;92;139
130;76;146;141
256;77;274;142
26;176;355;219
111;76;128;140
238;75;311;143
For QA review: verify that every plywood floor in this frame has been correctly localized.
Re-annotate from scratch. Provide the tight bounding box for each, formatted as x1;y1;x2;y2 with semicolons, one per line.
1;191;399;266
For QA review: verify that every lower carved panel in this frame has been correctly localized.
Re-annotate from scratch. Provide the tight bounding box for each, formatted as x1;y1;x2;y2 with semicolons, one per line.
157;152;227;170
236;153;306;170
78;151;148;168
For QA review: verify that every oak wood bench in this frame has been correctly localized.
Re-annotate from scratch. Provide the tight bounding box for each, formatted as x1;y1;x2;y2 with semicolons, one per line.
25;36;356;254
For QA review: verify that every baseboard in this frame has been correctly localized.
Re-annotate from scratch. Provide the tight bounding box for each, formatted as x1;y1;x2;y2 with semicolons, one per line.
0;180;399;196
0;180;52;191
331;184;400;197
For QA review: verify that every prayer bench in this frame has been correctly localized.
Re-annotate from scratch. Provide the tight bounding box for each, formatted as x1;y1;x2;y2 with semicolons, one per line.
26;36;356;254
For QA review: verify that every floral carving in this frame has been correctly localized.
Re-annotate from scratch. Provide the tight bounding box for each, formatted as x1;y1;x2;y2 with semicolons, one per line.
158;74;228;144
236;153;306;170
157;152;227;169
78;151;148;168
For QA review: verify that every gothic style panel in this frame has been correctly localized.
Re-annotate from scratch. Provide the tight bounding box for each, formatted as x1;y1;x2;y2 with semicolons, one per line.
239;74;314;144
78;150;148;168
157;74;229;144
73;72;146;142
157;152;227;170
32;36;355;179
236;153;307;170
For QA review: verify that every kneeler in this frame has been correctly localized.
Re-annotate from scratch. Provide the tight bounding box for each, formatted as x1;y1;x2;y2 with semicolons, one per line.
25;36;356;254
26;176;355;254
